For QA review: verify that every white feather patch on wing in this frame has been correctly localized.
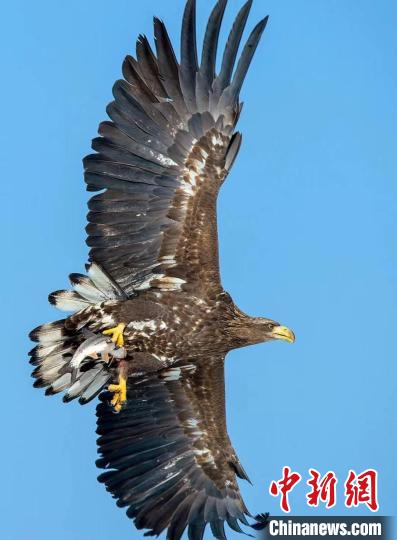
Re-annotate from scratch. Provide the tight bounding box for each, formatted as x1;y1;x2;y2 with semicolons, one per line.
162;368;182;382
129;320;156;332
134;273;164;291
153;354;170;363
153;276;187;290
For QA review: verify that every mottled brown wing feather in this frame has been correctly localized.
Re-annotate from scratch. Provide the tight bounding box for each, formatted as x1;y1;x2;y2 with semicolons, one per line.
84;1;268;297
96;356;252;540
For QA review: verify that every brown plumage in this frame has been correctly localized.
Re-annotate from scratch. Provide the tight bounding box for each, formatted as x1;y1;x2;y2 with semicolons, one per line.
29;1;295;539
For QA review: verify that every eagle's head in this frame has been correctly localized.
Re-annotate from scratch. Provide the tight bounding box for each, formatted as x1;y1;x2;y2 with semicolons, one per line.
255;318;295;344
228;301;295;348
232;316;295;347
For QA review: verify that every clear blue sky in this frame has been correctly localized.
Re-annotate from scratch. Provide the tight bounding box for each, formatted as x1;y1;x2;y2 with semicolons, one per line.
2;0;397;538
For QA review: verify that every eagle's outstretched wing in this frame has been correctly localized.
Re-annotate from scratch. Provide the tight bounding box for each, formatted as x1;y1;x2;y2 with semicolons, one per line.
96;357;267;539
85;0;267;297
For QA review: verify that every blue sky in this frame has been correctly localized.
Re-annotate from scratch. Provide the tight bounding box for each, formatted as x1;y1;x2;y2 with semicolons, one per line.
2;0;397;538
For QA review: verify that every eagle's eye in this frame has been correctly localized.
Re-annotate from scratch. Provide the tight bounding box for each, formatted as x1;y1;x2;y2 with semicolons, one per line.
264;321;277;331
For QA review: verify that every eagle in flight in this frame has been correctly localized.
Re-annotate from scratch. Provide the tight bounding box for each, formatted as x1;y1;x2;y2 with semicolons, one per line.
29;0;295;538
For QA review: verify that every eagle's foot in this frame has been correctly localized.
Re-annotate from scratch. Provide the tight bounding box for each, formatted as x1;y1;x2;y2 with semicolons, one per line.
103;323;126;348
108;375;127;413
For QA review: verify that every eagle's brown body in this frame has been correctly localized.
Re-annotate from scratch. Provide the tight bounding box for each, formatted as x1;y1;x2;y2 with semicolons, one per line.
71;289;278;367
29;2;295;539
113;292;231;360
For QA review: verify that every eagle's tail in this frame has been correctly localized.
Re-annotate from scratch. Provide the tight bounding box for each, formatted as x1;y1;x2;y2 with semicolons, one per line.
29;262;126;404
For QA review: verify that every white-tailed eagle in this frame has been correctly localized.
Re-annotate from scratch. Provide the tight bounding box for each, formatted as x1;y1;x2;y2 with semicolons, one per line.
29;1;295;538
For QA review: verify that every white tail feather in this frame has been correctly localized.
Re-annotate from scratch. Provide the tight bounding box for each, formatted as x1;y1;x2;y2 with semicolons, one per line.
87;263;126;300
49;290;90;312
70;275;108;303
49;263;125;315
30;262;123;404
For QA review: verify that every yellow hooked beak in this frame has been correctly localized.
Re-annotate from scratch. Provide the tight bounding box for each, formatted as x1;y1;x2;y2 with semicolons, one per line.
271;326;295;344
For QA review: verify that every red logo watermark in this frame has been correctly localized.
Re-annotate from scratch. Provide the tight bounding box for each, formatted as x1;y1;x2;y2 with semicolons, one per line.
269;466;302;513
269;468;379;513
344;469;379;512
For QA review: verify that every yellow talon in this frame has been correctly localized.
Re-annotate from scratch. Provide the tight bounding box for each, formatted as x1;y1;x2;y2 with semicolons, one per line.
108;375;127;413
103;323;126;347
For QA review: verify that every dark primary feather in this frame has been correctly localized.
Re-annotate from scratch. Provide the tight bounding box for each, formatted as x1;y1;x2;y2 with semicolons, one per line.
96;357;253;540
196;0;227;112
224;16;269;104
136;34;167;100
180;0;199;113
84;0;268;297
211;0;253;102
225;132;243;172
153;18;188;118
